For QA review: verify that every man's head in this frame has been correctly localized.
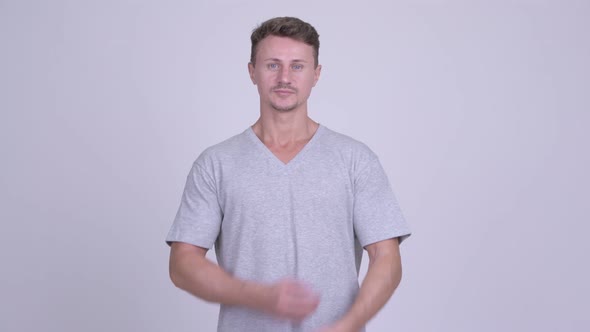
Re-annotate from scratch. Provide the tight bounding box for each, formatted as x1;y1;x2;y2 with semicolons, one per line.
248;17;322;113
250;17;320;68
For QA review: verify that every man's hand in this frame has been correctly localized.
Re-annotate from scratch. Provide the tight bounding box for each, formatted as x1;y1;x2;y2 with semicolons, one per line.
267;278;320;321
170;243;319;322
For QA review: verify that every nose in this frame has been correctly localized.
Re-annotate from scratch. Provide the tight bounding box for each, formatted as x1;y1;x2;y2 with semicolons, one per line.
277;66;291;84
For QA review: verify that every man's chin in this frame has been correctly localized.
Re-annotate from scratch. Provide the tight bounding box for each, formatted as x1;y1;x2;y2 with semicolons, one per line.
271;103;298;112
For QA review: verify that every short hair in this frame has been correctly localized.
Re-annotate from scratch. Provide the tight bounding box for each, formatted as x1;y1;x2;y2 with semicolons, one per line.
250;17;320;68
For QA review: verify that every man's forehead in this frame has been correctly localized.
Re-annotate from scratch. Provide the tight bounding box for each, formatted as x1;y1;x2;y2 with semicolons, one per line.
257;36;314;58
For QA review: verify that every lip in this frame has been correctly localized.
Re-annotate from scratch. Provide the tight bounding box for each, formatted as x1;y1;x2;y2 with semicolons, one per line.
274;89;295;94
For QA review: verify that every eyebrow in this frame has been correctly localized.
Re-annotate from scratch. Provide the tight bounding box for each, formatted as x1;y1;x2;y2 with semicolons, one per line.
263;58;308;63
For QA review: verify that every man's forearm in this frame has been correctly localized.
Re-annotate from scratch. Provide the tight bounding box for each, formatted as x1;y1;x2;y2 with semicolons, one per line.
169;243;271;311
338;239;403;331
169;242;320;321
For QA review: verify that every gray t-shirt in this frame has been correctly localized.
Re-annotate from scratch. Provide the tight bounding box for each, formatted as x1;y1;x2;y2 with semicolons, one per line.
166;125;411;331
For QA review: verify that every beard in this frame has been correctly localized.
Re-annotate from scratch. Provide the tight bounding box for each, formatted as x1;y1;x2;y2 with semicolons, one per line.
271;101;299;112
270;85;298;112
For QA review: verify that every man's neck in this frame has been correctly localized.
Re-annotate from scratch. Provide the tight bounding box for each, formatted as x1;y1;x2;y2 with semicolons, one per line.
252;108;319;147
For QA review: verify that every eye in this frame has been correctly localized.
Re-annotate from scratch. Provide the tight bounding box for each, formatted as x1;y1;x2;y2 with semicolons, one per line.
292;64;303;71
267;63;279;71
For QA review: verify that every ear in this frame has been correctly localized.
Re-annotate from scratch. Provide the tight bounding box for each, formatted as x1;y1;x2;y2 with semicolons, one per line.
312;64;322;87
248;62;257;85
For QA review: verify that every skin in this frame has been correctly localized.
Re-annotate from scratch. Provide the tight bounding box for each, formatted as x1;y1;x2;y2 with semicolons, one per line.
169;35;404;331
247;35;322;163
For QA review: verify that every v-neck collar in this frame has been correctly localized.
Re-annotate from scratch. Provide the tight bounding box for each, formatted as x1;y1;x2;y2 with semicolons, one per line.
245;124;325;168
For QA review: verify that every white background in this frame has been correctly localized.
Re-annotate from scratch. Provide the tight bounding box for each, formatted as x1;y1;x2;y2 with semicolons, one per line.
1;0;588;331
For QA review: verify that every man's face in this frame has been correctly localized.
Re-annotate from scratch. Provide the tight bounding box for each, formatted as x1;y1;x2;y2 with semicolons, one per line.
248;36;321;113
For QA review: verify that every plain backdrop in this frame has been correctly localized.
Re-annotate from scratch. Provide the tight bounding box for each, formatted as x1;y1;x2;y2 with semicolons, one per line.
1;0;588;331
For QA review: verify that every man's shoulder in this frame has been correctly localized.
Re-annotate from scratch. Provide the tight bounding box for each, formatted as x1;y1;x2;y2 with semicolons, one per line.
194;128;252;165
319;125;378;160
206;129;250;152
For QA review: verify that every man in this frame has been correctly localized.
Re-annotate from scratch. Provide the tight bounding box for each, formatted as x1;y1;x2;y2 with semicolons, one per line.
166;17;411;332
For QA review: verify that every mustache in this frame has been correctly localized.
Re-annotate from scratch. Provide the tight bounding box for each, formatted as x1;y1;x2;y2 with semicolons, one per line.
272;85;297;92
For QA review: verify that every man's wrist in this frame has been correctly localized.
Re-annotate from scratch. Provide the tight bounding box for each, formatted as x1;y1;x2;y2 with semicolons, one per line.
238;280;273;312
338;310;366;332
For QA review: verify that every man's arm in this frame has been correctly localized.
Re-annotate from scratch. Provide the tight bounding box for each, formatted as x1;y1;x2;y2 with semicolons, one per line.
319;238;403;332
169;242;319;321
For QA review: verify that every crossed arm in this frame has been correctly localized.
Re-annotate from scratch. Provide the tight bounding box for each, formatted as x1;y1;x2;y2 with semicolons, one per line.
169;238;402;331
169;243;321;320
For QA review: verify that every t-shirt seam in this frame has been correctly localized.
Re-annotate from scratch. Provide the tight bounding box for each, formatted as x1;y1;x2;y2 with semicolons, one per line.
193;161;223;216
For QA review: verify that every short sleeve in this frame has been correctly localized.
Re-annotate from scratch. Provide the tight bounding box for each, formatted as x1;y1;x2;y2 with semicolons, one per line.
165;161;222;249
353;157;411;247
